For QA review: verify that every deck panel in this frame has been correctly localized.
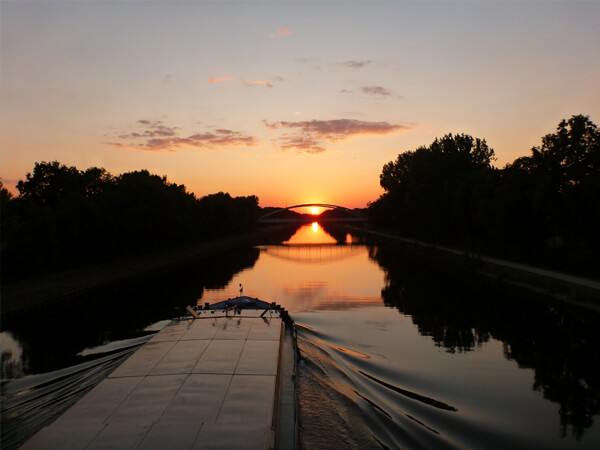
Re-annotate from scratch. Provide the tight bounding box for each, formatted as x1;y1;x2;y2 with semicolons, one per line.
21;314;283;450
109;341;176;377
236;340;279;375
150;340;211;375
193;339;246;374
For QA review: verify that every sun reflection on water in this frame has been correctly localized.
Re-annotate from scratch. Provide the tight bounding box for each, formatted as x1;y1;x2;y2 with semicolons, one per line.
283;222;337;245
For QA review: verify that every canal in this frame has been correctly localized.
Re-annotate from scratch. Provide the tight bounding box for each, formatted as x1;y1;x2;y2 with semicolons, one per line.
2;223;600;449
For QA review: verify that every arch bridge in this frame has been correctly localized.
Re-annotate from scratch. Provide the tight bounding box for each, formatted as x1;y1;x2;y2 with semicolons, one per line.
258;203;368;223
260;244;364;263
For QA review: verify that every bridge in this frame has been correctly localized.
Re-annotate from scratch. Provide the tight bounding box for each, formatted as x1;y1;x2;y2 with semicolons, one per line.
259;244;364;263
258;203;368;223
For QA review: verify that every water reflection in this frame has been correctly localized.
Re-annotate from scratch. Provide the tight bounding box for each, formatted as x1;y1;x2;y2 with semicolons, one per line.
369;244;600;439
2;224;600;448
261;245;364;264
320;222;356;244
1;246;261;379
283;221;337;245
204;244;383;312
201;224;384;312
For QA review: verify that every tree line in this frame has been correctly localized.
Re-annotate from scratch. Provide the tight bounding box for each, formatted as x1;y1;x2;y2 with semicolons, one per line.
2;114;597;280
1;163;260;280
369;114;600;277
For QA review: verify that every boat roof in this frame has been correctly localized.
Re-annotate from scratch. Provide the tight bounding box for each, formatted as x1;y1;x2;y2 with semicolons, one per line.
205;296;275;310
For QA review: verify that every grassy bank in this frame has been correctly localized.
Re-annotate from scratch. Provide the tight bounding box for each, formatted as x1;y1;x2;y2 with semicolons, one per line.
347;226;600;310
1;226;291;318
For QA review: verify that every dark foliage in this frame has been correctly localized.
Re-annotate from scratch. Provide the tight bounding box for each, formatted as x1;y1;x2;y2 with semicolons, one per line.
369;115;600;277
1;162;260;280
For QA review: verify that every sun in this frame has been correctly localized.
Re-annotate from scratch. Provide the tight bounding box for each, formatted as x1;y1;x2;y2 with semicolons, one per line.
311;206;320;215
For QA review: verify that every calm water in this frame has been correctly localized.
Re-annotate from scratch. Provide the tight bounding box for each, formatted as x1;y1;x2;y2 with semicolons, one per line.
2;223;600;449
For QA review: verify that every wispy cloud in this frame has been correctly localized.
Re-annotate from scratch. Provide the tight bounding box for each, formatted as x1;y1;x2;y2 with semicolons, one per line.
118;120;177;139
208;76;273;88
245;80;273;88
294;57;323;71
341;85;403;99
338;60;371;68
153;71;173;84
208;76;236;84
262;118;409;154
270;27;295;38
361;85;398;97
279;134;326;154
106;121;257;151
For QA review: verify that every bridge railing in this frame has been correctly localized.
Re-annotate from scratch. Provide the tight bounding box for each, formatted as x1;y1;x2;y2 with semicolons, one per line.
258;203;367;222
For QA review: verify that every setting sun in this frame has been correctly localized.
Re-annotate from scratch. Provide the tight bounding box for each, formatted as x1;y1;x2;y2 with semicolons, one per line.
311;207;320;215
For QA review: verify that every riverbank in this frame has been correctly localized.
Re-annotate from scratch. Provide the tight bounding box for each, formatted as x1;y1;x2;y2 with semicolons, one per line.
348;226;600;310
1;227;290;319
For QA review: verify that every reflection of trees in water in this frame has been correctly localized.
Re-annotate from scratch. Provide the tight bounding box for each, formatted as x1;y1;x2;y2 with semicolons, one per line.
370;246;494;353
319;222;348;244
500;307;600;439
258;224;303;245
369;245;600;438
3;246;260;376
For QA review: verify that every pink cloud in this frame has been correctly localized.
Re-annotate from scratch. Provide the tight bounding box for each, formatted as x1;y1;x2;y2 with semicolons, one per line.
262;118;409;154
118;120;177;139
106;121;258;152
278;134;326;154
245;80;274;88
104;142;127;149
360;85;403;99
207;76;236;83
270;27;295;38
208;76;274;88
339;60;371;68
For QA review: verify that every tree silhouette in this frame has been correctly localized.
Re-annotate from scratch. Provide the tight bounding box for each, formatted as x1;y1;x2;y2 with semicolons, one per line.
503;115;600;273
1;162;261;280
370;115;599;276
374;133;496;245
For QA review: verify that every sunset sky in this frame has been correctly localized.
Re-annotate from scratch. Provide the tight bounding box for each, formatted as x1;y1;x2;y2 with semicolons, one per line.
1;0;599;208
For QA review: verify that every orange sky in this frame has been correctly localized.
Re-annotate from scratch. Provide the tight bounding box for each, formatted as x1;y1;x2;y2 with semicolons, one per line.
1;2;599;208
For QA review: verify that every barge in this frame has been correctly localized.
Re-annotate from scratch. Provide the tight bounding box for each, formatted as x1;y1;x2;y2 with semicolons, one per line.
21;297;297;450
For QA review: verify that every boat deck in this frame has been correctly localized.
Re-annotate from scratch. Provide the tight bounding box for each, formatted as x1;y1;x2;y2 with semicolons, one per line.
22;311;285;449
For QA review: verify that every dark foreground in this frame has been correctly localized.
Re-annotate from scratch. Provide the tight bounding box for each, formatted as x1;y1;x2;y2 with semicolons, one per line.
2;225;600;449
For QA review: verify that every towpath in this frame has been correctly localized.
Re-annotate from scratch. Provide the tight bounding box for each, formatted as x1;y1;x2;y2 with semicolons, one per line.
354;228;600;294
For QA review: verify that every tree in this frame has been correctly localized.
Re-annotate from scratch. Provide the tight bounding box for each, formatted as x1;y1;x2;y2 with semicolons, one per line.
16;161;83;204
527;114;600;190
429;133;496;169
372;115;599;275
503;115;600;273
83;167;115;196
2;162;261;280
373;133;496;244
1;180;12;202
1;180;15;252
